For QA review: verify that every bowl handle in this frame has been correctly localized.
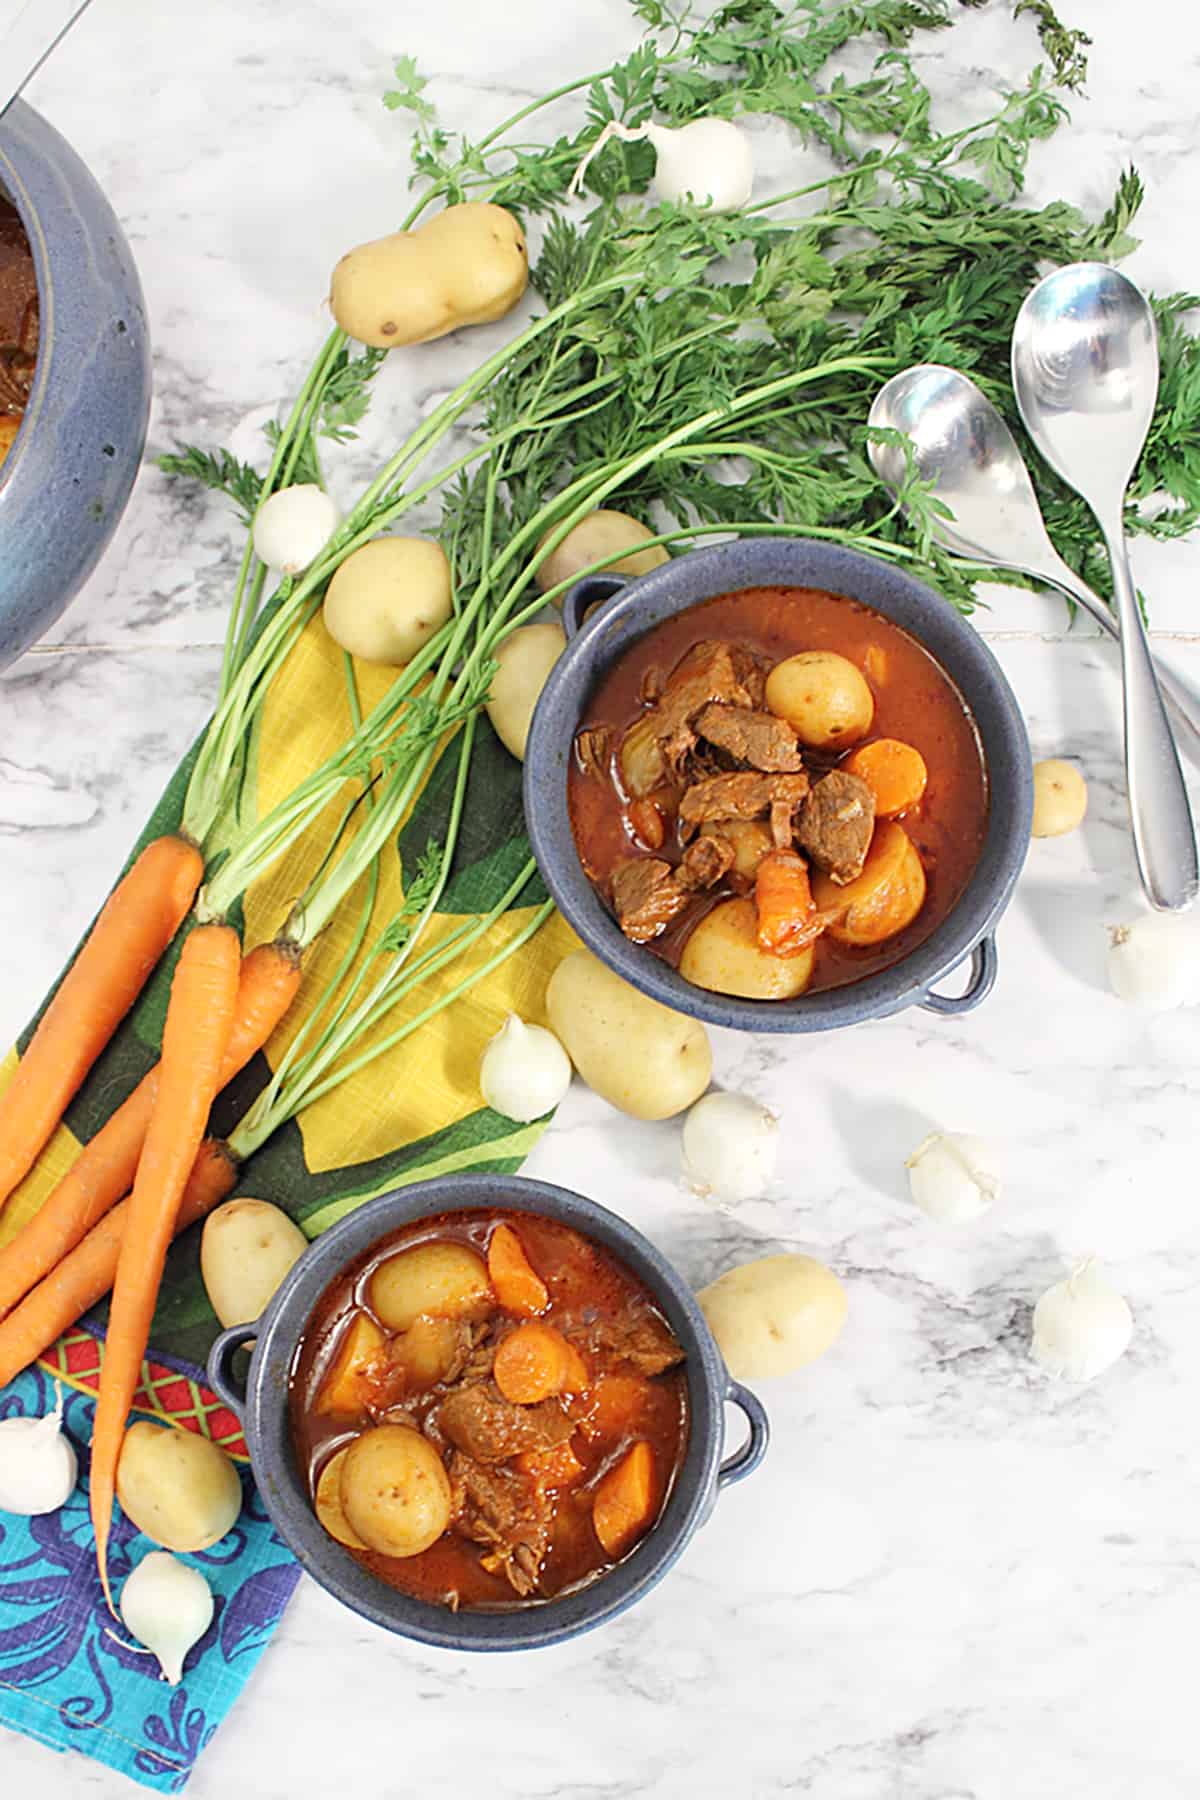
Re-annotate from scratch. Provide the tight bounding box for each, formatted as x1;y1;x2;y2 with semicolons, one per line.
561;573;630;640
919;934;997;1017
718;1380;770;1490
206;1321;258;1421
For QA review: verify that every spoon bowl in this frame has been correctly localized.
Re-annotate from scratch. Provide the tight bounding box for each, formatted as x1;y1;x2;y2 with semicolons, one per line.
1013;263;1197;912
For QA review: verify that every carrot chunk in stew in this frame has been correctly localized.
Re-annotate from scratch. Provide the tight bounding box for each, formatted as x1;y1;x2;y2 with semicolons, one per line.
593;1440;658;1558
487;1222;549;1317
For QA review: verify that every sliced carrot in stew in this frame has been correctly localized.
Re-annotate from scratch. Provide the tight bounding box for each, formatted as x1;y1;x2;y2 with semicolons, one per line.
575;1371;654;1440
487;1222;549;1317
843;738;928;818
593;1440;657;1557
753;850;824;956
316;1313;385;1414
494;1321;587;1403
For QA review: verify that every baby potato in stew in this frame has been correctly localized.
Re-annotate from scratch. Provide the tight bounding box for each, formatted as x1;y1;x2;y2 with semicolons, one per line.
290;1209;687;1610
568;586;989;998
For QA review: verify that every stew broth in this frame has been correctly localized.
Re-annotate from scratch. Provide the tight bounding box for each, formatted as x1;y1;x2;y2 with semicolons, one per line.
568;585;989;992
289;1209;689;1611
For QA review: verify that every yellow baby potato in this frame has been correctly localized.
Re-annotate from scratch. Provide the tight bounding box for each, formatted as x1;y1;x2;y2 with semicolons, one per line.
200;1197;308;1329
765;650;874;749
485;621;566;759
331;202;528;348
546;947;712;1120
339;1425;452;1557
679;897;814;1000
315;1446;366;1549
369;1242;493;1334
699;1254;847;1380
322;537;453;667
116;1421;242;1552
1032;758;1088;837
533;510;669;597
812;821;926;946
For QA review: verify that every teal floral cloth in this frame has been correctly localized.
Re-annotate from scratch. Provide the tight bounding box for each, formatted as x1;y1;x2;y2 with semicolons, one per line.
0;1368;299;1791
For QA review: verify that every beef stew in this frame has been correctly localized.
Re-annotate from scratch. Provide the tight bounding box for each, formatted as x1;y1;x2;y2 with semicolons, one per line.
568;585;989;998
289;1208;688;1611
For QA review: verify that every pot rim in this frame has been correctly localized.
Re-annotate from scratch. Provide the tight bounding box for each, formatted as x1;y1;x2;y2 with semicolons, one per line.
217;1173;750;1652
523;536;1033;1032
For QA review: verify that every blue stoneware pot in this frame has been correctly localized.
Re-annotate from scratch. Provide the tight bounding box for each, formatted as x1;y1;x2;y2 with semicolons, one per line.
207;1173;768;1652
524;538;1033;1032
0;100;151;667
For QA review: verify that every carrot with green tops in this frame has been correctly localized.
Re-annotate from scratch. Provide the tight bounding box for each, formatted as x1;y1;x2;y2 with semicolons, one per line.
0;940;301;1321
0;836;203;1213
89;922;241;1606
0;1138;237;1391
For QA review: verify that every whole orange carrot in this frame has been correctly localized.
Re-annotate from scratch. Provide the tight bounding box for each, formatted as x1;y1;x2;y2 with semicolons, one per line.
0;1140;238;1390
0;836;203;1211
0;941;300;1319
89;922;240;1605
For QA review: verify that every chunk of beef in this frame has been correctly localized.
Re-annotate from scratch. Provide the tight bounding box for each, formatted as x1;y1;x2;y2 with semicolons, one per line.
574;726;612;780
796;770;875;884
694;703;803;773
612;857;692;943
729;644;769;710
677;833;736;891
450;1452;553;1598
653;641;755;778
678;770;809;833
560;1302;685;1378
438;1382;574;1463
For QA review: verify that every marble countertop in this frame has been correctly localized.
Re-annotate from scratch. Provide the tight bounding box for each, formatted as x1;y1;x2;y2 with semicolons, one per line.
4;1;1200;1795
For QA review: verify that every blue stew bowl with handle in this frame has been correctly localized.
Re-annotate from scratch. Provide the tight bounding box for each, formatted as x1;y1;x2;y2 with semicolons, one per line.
523;537;1033;1033
207;1173;768;1653
0;100;151;668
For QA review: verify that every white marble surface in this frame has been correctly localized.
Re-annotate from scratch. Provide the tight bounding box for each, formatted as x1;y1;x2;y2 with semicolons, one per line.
3;2;1200;1795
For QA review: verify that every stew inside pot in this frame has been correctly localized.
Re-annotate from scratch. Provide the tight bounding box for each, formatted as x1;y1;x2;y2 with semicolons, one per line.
289;1208;688;1610
0;195;37;466
568;585;989;998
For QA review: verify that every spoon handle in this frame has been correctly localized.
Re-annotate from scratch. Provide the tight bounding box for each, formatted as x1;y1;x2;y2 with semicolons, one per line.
1103;529;1199;911
1030;560;1200;768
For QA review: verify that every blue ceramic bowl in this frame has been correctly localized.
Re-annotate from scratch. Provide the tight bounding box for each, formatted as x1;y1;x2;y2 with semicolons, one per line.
524;538;1033;1032
208;1174;768;1653
0;100;151;668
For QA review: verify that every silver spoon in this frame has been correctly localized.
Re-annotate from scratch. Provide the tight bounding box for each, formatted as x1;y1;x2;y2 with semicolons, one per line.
0;1;96;118
867;364;1200;769
1012;262;1197;912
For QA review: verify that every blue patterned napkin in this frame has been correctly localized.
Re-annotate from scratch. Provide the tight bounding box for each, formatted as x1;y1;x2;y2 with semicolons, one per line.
0;1367;299;1791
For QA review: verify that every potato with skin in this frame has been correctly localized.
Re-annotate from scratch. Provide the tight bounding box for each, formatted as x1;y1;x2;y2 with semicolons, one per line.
117;1421;242;1552
1032;758;1088;837
812;821;926;946
765;651;874;749
699;1254;847;1380
546;947;711;1120
534;510;669;597
331;203;528;348
680;898;814;1000
486;622;566;759
370;1242;493;1334
323;538;453;667
339;1425;452;1557
315;1446;366;1549
711;820;773;883
201;1198;308;1329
